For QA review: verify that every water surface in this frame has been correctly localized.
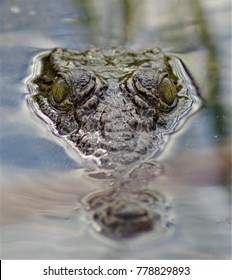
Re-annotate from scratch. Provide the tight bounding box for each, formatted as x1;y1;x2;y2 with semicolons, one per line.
0;0;231;259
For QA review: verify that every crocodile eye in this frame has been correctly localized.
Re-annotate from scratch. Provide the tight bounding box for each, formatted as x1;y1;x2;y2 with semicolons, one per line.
58;70;97;105
51;78;70;103
159;77;177;105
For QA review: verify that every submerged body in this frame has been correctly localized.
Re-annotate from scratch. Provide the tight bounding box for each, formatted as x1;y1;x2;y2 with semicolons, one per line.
28;47;201;238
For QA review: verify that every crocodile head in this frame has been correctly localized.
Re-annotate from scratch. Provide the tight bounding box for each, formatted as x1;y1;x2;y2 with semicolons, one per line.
28;47;200;168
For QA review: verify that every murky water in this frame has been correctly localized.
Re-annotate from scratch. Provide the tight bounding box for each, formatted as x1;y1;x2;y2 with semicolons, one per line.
0;0;231;259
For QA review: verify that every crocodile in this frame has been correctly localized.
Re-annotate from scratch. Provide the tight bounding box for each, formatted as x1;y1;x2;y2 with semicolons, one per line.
27;47;201;239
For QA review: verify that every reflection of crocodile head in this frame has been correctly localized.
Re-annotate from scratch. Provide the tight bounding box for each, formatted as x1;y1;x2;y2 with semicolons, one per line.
93;200;156;238
28;47;201;168
83;188;171;239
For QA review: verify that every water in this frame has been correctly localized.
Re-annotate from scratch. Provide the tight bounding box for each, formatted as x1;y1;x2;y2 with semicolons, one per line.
0;0;231;259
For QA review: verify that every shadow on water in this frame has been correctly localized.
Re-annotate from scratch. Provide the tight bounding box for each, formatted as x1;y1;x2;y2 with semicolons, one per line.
0;0;231;259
